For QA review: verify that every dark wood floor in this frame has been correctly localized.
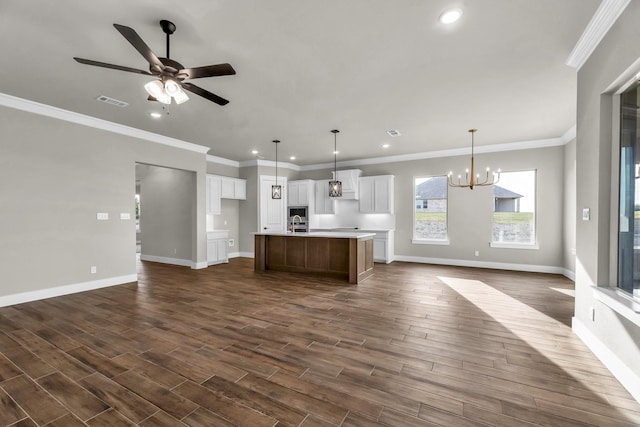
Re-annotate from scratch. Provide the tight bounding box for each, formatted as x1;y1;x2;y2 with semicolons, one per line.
0;258;639;426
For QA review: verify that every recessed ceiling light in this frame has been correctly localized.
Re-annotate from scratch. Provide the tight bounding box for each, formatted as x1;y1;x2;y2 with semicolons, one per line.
290;156;296;160
149;112;162;119
251;150;258;154
440;8;462;24
382;144;390;149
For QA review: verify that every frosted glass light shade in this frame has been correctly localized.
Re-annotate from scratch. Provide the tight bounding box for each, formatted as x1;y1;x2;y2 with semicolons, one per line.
144;80;171;104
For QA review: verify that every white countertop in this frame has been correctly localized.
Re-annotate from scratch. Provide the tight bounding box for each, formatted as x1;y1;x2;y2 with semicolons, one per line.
254;231;375;239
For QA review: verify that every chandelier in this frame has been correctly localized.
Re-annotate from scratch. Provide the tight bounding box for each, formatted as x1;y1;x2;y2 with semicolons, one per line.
448;129;500;189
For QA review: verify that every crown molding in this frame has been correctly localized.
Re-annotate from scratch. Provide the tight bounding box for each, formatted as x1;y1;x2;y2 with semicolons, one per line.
566;0;631;70
298;134;569;171
206;154;240;168
238;158;301;171
0;92;210;154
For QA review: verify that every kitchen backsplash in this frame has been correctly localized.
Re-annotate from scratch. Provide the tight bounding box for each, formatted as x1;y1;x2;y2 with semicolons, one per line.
314;199;395;230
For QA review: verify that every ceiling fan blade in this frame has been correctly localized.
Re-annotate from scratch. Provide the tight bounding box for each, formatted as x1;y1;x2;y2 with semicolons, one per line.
113;23;164;73
74;57;153;75
147;95;158;102
181;82;229;105
179;63;236;80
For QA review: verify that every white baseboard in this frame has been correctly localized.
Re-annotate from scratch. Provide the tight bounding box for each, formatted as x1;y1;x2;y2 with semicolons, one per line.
0;274;137;308
562;268;576;281
235;251;255;258
393;255;566;275
572;316;640;403
140;254;192;267
191;261;208;270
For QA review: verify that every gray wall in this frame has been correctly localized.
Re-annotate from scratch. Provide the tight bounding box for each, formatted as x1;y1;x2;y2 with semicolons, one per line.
138;164;195;262
575;2;640;377
563;138;577;275
0;106;208;300
292;144;566;269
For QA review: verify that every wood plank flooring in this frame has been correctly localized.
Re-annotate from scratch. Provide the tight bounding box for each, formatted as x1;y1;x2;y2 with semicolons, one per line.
0;258;639;426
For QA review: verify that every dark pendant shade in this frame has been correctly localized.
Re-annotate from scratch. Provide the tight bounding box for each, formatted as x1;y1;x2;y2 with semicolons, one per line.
329;180;342;197
272;184;282;199
329;129;342;198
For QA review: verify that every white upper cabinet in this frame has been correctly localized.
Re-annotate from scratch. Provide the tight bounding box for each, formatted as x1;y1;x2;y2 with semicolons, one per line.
288;180;313;206
207;175;246;215
220;177;246;200
359;175;394;214
331;169;361;199
314;179;335;214
206;175;221;215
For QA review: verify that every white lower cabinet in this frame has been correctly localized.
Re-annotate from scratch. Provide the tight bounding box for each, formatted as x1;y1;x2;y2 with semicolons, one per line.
365;230;394;263
207;230;229;265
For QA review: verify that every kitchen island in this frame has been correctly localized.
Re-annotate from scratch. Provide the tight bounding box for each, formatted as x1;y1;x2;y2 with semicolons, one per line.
254;231;375;284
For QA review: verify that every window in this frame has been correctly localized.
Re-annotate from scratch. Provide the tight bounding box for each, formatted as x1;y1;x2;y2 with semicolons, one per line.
414;176;448;242
491;170;536;246
617;81;640;297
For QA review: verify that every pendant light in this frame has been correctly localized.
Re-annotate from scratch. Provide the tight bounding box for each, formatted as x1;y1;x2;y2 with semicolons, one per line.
448;129;500;189
329;129;342;197
272;140;282;199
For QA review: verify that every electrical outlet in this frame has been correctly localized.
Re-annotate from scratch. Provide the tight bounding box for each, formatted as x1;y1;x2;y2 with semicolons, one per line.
474;250;480;257
228;239;235;247
90;266;97;274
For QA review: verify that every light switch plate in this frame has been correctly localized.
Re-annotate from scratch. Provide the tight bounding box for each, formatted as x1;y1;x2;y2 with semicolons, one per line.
582;208;590;221
97;212;109;220
120;213;131;220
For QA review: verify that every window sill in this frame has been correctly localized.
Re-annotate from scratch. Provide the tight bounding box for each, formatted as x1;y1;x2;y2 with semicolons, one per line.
412;239;450;246
490;242;539;250
593;287;640;328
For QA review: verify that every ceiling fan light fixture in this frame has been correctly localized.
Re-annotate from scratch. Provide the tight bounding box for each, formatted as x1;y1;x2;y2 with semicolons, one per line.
164;79;181;96
172;88;189;104
144;80;171;104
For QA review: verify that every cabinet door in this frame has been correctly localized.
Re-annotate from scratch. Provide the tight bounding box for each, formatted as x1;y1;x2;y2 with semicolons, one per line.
373;238;386;262
373;176;393;213
217;238;228;262
358;177;375;213
220;178;235;198
207;239;218;263
288;182;299;206
207;176;221;214
314;180;335;214
298;181;309;206
234;179;246;200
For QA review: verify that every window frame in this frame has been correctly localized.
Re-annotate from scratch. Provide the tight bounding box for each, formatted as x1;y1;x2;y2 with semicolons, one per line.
489;168;539;250
412;175;450;245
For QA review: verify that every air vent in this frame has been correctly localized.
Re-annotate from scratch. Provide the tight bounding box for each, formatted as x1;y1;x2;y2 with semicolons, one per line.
387;129;401;137
96;95;128;108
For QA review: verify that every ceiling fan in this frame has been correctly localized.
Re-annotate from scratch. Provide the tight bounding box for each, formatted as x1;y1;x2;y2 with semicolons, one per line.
74;20;235;105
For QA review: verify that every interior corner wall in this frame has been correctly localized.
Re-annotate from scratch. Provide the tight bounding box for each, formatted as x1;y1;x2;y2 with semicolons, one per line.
239;165;258;254
138;165;195;263
0;105;207;304
563;138;577;276
574;1;640;393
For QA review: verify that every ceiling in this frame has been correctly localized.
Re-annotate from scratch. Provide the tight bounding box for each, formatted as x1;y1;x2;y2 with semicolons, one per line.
0;0;600;166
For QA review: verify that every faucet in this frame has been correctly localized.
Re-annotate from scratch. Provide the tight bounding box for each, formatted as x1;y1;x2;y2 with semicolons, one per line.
290;215;302;233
